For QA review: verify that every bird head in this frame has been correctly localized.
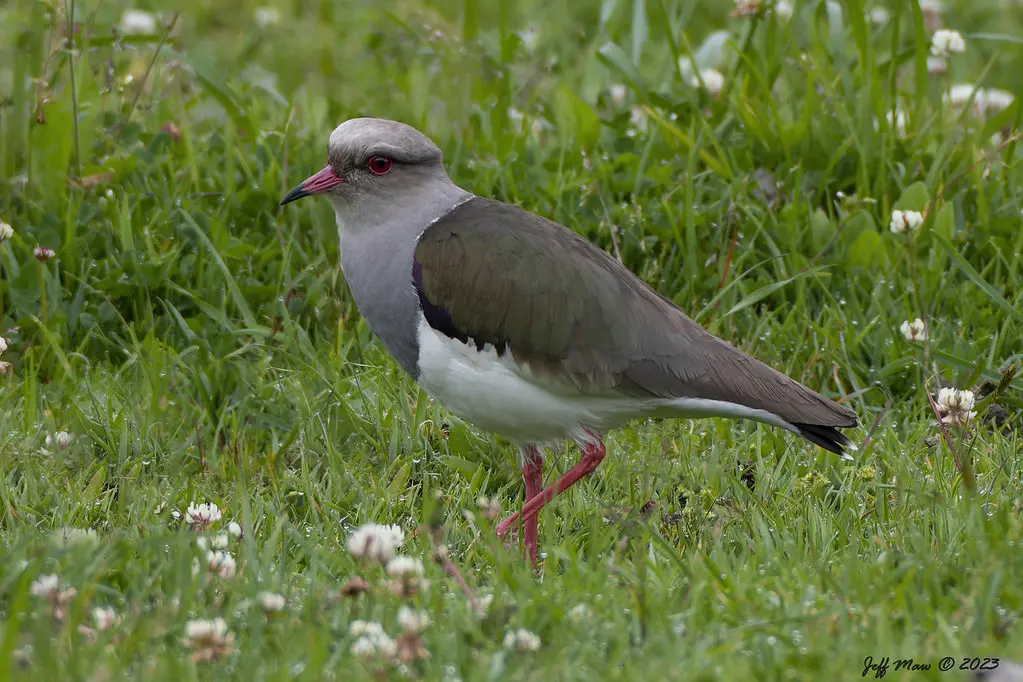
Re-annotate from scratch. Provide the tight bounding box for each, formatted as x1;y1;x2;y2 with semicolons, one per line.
279;117;446;210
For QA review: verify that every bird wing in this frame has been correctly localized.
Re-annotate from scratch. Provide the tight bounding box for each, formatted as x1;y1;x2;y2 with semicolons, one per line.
412;197;856;442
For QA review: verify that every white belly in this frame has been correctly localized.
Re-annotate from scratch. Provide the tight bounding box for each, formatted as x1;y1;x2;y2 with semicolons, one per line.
414;316;795;445
414;317;629;443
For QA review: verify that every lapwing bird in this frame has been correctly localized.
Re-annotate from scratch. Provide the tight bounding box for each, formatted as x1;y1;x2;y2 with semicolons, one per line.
280;118;858;566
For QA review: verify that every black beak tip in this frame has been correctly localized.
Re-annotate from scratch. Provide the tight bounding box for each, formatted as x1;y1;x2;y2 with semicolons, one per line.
279;185;308;207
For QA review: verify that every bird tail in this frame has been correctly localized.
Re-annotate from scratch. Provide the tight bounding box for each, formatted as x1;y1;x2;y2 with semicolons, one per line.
791;422;854;458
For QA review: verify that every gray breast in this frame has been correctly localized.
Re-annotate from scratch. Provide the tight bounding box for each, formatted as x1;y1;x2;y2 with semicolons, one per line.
339;226;423;379
335;186;473;380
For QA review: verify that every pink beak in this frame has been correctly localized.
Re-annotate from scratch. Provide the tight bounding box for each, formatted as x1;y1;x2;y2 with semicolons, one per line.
280;165;343;205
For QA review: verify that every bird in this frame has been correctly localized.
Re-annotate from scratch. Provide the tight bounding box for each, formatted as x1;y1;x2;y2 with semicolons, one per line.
280;117;858;566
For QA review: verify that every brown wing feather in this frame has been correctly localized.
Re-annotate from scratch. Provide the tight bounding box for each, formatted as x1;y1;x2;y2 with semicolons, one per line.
414;197;856;430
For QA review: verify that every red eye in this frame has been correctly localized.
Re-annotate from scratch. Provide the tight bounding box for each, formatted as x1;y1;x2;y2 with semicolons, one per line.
368;156;393;175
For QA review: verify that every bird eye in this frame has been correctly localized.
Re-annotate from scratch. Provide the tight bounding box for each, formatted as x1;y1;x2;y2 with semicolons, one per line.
367;156;393;175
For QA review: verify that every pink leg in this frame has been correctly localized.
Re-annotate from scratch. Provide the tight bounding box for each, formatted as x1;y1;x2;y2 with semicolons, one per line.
496;446;544;561
496;431;606;541
522;446;543;566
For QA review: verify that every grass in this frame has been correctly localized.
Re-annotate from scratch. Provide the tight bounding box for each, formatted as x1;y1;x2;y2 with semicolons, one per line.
1;0;1022;678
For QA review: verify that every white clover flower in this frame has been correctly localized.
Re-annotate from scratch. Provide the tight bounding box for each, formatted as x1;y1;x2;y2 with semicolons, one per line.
52;527;99;547
183;617;235;662
984;88;1015;113
258;591;286;613
943;85;1014;117
44;431;74;451
227;521;243;540
889;209;923;234
29;573;75;619
0;337;7;354
350;621;397;659
477;495;501;520
351;634;397;659
397;606;430;634
254;7;280;27
931;29;965;58
899;318;928;341
868;7;890;24
30;574;60;599
0;361;11;376
568;604;593;622
385;556;425;578
936;388;962;410
185;617;229;642
926;56;948;76
476;593;494;615
92;607;119;631
689;69;725;97
0;222;13;241
350;620;386;637
609;84;627;107
628;106;647;134
206;551;236;579
503;628;542;652
196;534;229;551
119;9;157;34
33;246;55;263
350;637;381;658
185;502;222;530
774;0;793;20
945;84;984;114
347;523;404;563
936;388;976;424
518;25;540;53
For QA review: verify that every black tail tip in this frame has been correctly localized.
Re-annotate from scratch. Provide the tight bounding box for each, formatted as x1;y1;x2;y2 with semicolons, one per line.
792;422;854;458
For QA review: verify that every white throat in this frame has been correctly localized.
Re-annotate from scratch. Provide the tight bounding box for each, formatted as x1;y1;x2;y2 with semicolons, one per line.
329;178;471;244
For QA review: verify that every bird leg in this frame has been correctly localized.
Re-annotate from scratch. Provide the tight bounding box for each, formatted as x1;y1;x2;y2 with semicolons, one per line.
497;446;544;562
496;431;606;547
521;446;543;566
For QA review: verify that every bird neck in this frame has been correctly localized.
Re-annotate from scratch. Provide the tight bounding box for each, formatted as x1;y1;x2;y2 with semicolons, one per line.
332;178;472;379
330;176;470;242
